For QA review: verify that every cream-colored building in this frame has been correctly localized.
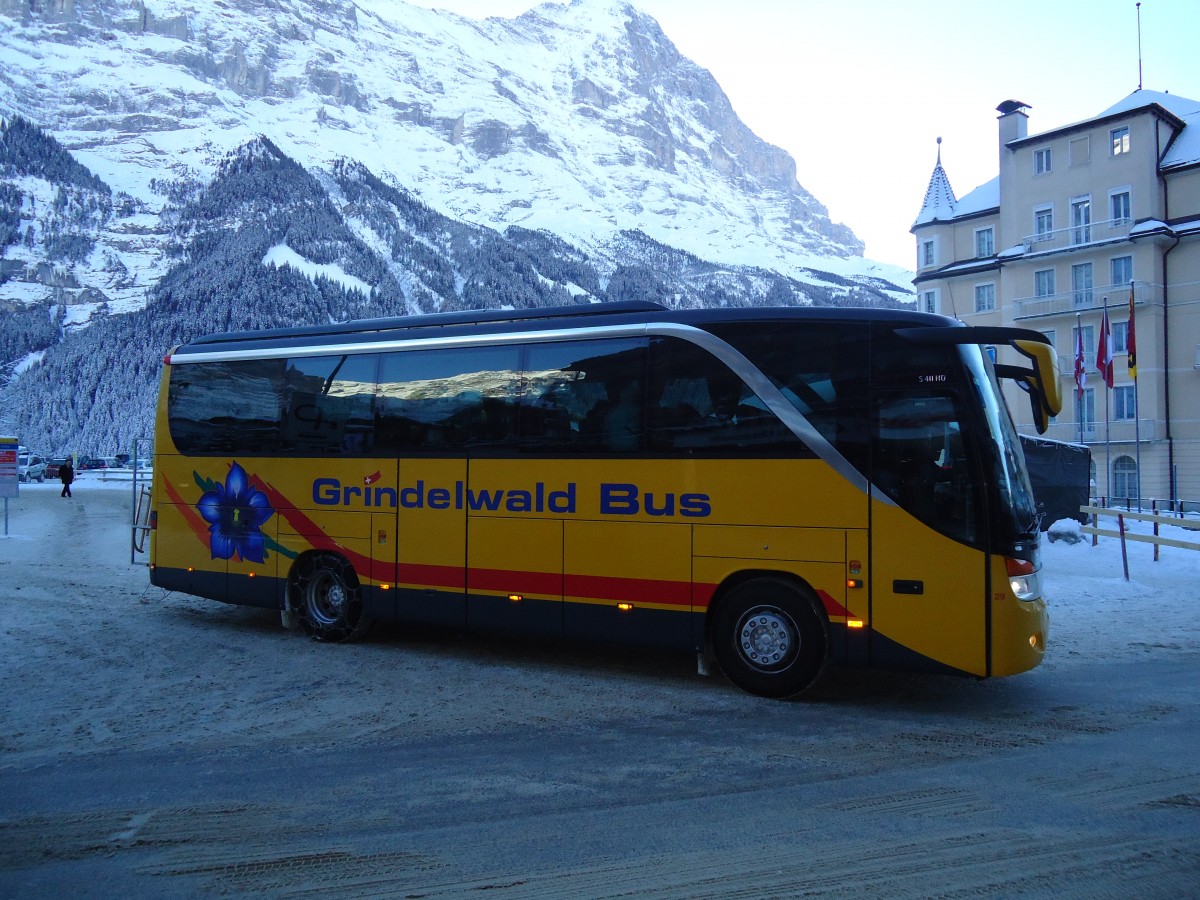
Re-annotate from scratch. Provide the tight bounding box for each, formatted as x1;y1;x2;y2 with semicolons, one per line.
913;90;1200;505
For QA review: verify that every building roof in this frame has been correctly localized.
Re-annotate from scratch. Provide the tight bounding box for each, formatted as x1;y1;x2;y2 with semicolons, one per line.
918;90;1200;228
912;138;957;227
954;176;1000;218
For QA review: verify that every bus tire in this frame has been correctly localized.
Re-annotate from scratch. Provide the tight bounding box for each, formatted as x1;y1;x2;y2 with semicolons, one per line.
711;576;830;698
291;553;372;643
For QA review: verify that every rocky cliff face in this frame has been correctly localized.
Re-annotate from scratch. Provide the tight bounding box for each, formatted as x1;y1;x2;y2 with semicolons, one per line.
0;0;914;454
1;0;886;277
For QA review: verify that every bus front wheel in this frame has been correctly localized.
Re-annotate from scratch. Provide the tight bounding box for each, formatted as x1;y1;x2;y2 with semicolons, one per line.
291;553;372;643
711;577;830;698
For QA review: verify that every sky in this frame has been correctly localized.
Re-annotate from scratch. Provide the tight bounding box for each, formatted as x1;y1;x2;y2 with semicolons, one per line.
402;0;1199;271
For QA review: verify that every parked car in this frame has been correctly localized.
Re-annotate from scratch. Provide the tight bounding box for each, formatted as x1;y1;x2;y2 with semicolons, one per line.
18;452;47;483
78;458;123;472
44;457;70;480
78;456;122;471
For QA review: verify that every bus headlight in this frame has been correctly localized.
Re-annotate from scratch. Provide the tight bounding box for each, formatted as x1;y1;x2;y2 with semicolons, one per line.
1005;557;1041;601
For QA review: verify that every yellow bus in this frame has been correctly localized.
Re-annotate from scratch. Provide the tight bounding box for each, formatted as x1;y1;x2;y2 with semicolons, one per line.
149;301;1061;697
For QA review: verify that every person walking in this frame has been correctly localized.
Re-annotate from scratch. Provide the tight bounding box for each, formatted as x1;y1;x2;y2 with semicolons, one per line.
60;456;74;498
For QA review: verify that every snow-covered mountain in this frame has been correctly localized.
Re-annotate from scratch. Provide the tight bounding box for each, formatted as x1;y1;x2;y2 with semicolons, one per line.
0;0;914;455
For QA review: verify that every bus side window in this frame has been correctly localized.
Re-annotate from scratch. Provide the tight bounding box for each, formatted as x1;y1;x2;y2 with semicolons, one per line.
520;338;648;454
280;354;380;456
376;346;523;454
167;359;286;455
873;391;977;545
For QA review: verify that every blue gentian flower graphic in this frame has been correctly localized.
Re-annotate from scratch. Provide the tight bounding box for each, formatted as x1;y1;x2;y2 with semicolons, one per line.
196;462;274;562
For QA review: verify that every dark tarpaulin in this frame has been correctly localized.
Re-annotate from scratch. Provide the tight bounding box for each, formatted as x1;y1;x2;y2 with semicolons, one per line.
1019;434;1091;530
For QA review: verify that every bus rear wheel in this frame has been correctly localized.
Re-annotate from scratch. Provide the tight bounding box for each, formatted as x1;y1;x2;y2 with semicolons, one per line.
292;553;372;643
711;577;830;698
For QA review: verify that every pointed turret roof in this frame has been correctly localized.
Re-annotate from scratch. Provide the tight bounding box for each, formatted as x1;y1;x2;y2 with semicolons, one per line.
913;137;957;227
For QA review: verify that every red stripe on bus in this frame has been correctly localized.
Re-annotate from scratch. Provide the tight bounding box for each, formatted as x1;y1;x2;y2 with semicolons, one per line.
396;561;467;590
471;567;563;597
565;572;693;608
818;589;852;619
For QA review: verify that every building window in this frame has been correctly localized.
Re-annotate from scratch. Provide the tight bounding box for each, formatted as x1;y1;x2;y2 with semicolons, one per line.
974;227;995;258
1113;385;1136;421
1112;319;1129;355
1071;196;1092;244
1069;136;1091;167
1034;269;1055;298
1109;189;1131;224
1034;205;1054;242
1072;262;1093;307
1110;125;1131;156
921;290;938;314
974;283;996;313
1078;387;1096;432
1110;255;1133;288
1112;455;1138;500
920;238;936;268
1033;147;1052;175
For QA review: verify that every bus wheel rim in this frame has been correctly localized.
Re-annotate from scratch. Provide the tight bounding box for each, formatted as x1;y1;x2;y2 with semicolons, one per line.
736;607;797;671
307;573;346;625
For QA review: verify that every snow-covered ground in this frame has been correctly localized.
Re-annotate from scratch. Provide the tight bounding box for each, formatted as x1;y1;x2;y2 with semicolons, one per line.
2;476;1196;755
1;479;1197;895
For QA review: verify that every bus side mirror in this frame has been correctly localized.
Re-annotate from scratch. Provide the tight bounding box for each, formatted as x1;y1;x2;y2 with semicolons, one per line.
1013;339;1063;418
994;341;1060;436
998;368;1051;434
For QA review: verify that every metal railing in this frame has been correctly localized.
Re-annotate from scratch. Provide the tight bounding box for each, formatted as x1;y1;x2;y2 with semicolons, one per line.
1040;419;1161;445
1021;216;1133;255
1014;279;1154;320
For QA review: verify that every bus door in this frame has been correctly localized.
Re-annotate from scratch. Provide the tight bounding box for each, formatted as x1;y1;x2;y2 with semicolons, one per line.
563;463;694;649
465;458;563;637
395;458;468;628
869;387;988;677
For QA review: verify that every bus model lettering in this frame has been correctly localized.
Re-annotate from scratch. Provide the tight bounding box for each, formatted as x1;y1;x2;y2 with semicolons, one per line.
600;482;712;518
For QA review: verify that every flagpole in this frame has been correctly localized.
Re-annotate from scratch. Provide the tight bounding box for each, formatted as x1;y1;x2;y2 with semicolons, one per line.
1130;281;1141;510
1098;299;1112;503
1105;374;1111;503
1075;312;1085;444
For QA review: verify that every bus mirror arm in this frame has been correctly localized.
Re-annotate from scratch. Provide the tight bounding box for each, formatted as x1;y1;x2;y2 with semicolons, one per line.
994;364;1051;434
895;327;1062;429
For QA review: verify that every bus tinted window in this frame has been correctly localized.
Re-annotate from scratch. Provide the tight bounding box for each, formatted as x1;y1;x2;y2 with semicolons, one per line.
376;346;522;452
873;391;978;545
706;322;869;467
871;329;981;545
168;358;285;454
521;338;648;453
280;354;380;456
647;337;806;455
